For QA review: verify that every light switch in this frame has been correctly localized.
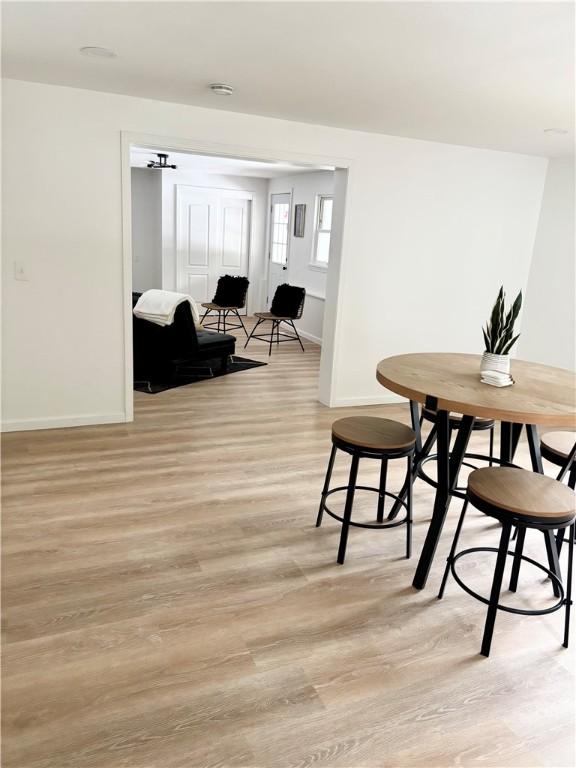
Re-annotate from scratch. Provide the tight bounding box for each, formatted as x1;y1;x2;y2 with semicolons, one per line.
14;261;29;281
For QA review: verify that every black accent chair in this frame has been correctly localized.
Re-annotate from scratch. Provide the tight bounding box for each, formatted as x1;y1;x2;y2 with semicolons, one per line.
132;292;236;388
244;284;306;356
200;276;250;336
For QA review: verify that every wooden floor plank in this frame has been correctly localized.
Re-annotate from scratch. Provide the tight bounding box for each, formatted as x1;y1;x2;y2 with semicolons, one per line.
2;319;574;767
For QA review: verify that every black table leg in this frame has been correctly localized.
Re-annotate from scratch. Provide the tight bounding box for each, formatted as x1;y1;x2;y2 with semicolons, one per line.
388;399;424;520
525;424;544;473
500;421;523;465
525;423;562;597
410;399;423;454
412;411;475;589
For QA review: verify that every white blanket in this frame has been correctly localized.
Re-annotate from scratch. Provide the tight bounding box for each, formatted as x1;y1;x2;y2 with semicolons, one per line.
133;289;201;327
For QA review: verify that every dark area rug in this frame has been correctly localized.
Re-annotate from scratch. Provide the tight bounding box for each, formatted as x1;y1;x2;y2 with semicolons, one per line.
134;356;266;394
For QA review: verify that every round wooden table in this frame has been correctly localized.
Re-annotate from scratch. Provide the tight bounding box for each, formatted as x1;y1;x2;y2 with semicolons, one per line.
376;353;576;589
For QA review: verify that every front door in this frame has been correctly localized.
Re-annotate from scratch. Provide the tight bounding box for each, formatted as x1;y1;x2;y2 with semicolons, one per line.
267;192;291;307
176;186;251;312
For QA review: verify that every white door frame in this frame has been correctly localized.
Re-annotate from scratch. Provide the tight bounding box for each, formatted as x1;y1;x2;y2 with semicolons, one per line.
121;131;353;420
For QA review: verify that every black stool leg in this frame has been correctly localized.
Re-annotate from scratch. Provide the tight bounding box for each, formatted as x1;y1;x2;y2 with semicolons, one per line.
438;499;469;599
509;526;526;593
488;426;494;467
556;527;564;558
481;521;512;657
563;523;574;648
317;444;337;527
337;454;360;565
268;321;276;356
200;308;210;324
406;454;413;559
544;530;562;598
377;458;388;523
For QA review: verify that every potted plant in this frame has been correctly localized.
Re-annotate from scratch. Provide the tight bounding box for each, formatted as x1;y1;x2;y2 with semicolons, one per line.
481;286;522;375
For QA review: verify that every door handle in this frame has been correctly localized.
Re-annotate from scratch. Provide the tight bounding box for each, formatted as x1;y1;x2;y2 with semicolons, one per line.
282;266;287;271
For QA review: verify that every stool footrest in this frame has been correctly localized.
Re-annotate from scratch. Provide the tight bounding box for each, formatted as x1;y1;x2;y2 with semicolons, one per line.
451;546;566;616
321;485;408;529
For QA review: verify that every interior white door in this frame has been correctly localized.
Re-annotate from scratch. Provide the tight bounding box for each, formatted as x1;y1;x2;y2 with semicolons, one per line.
176;186;251;311
267;192;291;307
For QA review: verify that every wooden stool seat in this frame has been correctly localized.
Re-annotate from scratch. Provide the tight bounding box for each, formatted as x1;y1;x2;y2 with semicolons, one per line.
332;417;416;452
541;431;576;462
468;467;576;524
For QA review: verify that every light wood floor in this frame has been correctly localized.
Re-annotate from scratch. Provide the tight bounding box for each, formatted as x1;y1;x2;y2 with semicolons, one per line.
2;319;575;768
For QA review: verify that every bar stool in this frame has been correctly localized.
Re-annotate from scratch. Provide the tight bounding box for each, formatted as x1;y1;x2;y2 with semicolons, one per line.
438;466;576;657
316;417;416;564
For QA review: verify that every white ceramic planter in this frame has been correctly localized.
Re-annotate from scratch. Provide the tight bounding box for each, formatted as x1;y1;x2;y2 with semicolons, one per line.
481;351;510;375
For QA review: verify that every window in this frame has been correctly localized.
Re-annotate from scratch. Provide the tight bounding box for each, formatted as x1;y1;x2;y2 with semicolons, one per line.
312;195;333;268
270;201;290;264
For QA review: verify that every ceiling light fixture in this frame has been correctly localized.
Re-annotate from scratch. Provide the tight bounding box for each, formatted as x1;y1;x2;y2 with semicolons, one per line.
147;153;177;170
543;128;568;135
209;83;234;96
80;46;117;59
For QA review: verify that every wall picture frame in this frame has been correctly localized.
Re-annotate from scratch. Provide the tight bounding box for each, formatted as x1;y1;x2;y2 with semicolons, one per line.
294;204;306;237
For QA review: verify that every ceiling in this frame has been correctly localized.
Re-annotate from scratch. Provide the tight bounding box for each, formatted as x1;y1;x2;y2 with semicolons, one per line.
130;147;327;178
3;2;574;157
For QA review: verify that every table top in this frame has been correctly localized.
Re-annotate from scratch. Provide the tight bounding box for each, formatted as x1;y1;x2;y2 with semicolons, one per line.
376;353;576;427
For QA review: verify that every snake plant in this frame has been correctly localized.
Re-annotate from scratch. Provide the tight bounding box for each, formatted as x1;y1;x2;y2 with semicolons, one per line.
483;286;522;355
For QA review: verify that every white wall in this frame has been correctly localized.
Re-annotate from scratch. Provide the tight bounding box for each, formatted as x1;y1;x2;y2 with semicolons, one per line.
131;167;162;292
518;157;575;370
2;79;547;429
160;170;268;314
268;171;334;344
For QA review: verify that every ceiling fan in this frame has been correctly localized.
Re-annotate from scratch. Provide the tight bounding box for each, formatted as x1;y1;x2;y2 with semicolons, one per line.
147;153;177;170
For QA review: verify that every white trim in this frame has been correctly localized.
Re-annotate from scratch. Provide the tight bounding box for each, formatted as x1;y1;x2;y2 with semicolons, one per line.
121;131;354;417
306;291;326;301
2;412;127;433
120;133;134;423
296;329;322;346
175;183;254;198
122;132;351;171
329;393;406;408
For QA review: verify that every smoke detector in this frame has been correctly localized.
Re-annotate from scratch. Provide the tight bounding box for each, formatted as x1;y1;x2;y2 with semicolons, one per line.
147;153;177;170
209;83;234;96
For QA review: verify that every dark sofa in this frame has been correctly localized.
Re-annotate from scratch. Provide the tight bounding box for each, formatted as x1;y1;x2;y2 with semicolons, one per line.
132;292;236;385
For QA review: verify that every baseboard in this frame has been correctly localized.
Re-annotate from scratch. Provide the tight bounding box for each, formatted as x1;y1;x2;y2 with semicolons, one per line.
1;412;128;433
329;393;405;407
297;329;322;346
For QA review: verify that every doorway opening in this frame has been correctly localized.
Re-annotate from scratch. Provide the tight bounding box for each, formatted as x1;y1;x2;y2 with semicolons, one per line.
124;136;349;416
